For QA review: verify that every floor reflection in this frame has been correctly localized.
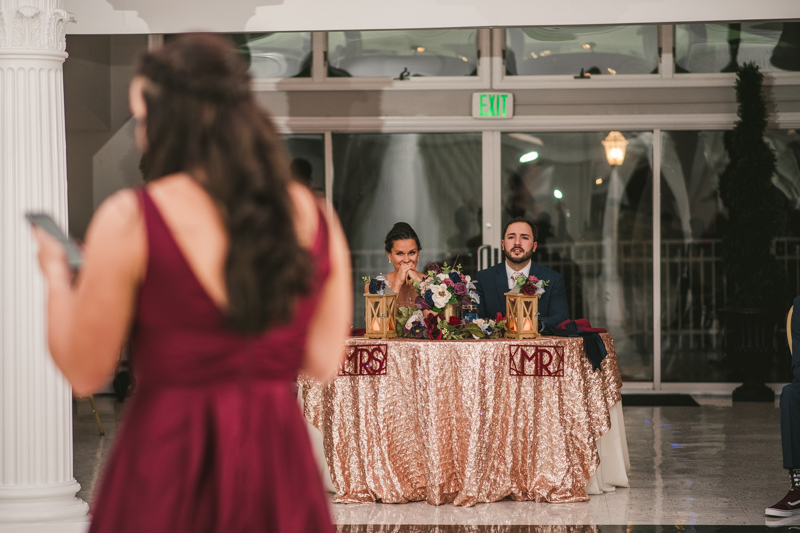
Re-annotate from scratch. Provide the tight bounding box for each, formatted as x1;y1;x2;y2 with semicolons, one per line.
74;396;786;527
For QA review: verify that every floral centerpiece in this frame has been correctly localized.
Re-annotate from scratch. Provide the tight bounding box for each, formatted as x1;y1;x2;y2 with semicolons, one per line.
393;262;506;340
397;308;507;340
412;262;478;314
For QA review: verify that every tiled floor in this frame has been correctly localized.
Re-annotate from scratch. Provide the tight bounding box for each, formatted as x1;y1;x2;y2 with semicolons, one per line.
74;395;800;530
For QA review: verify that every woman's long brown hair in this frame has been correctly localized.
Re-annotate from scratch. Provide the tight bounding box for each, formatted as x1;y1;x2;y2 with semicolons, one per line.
137;33;310;335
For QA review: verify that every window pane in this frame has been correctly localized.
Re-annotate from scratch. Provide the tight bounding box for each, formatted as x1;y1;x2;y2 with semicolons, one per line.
333;133;482;326
327;30;478;78
675;22;800;73
283;134;325;195
501;132;654;381
166;33;312;78
505;26;658;76
660;130;800;382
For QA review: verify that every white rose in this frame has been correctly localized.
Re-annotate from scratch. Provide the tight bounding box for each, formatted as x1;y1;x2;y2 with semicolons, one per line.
431;284;451;308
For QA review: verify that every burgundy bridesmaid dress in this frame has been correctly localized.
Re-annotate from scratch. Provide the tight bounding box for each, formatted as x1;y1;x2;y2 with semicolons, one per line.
88;189;334;533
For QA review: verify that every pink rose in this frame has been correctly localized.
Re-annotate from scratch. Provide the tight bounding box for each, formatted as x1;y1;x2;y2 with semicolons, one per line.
443;278;454;287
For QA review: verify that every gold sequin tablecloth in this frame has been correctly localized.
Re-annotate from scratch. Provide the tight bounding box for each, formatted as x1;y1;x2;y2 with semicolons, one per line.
301;335;623;507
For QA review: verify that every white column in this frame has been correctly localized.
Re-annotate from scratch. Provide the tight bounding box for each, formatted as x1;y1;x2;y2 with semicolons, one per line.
0;2;88;531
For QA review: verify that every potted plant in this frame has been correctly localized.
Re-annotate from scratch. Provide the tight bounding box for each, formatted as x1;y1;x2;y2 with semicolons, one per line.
718;62;788;401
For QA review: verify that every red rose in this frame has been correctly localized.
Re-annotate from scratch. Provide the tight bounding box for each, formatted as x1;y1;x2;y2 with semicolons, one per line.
443;278;454;287
495;312;505;322
529;275;540;284
448;316;462;326
522;283;537;295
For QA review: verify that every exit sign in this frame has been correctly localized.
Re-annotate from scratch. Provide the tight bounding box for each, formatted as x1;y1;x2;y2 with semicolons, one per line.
472;92;514;119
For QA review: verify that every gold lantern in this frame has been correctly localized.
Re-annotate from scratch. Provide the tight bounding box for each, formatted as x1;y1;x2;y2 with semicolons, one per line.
602;131;628;166
364;293;398;339
504;292;541;339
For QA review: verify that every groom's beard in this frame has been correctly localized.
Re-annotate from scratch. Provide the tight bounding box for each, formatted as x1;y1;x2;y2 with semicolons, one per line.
504;247;533;265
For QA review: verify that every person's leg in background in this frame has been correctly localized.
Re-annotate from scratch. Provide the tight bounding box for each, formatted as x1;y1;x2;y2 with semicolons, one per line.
766;297;800;518
765;383;800;517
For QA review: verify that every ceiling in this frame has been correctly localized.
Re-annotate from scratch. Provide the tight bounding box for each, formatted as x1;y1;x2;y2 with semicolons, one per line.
65;0;800;35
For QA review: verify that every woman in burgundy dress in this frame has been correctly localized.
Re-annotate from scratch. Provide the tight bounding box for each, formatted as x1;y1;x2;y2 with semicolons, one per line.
33;34;351;532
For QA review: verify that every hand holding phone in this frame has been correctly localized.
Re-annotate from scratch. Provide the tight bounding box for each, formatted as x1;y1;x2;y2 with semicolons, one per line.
26;213;83;270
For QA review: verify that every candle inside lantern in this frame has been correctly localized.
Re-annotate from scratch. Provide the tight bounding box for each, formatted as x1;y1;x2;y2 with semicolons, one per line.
371;318;381;331
523;318;533;331
508;319;517;331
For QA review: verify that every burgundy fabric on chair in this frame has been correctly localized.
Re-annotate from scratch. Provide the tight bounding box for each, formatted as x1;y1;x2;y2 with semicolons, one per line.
558;318;607;333
88;189;334;533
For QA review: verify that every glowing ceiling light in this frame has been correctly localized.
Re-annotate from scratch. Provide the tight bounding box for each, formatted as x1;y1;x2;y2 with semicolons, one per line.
607;67;617;75
595;178;603;185
553;189;563;199
416;46;426;53
581;43;591;50
540;50;551;57
530;52;538;59
519;151;539;163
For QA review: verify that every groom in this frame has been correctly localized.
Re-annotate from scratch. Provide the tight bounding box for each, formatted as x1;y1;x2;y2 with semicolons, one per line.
476;217;569;332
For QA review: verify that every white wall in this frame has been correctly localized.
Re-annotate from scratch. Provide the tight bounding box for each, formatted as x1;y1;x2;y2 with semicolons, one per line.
65;0;800;34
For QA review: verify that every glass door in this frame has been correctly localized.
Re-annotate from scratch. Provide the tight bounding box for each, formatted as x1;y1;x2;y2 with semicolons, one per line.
496;131;655;381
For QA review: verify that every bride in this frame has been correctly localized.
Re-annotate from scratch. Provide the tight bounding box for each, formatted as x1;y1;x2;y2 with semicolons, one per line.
370;222;426;308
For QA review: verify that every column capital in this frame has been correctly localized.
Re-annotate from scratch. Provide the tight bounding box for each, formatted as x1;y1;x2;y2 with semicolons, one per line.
0;1;75;52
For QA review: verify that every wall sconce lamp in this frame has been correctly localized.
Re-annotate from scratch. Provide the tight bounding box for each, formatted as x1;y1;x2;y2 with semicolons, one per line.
602;131;628;166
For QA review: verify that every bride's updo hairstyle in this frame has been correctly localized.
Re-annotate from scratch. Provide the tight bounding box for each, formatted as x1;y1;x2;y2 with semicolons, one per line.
136;33;309;334
384;222;421;253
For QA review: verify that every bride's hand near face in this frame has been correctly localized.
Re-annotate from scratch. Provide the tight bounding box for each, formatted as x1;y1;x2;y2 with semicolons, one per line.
404;266;424;284
390;262;412;293
395;261;423;289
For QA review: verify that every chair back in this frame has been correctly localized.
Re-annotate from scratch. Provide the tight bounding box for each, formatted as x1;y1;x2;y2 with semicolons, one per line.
789;305;794;355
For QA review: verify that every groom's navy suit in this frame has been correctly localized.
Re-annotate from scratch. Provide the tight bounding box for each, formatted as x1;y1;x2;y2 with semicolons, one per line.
476;261;569;329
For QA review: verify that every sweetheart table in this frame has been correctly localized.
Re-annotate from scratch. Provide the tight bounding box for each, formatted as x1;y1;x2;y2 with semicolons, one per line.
301;334;629;506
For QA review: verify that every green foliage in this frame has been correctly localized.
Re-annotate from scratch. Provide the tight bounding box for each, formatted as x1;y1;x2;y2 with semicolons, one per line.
719;63;787;310
395;306;417;335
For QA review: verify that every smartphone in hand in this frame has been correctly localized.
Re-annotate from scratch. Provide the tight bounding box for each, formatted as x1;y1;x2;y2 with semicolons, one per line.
25;213;83;270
